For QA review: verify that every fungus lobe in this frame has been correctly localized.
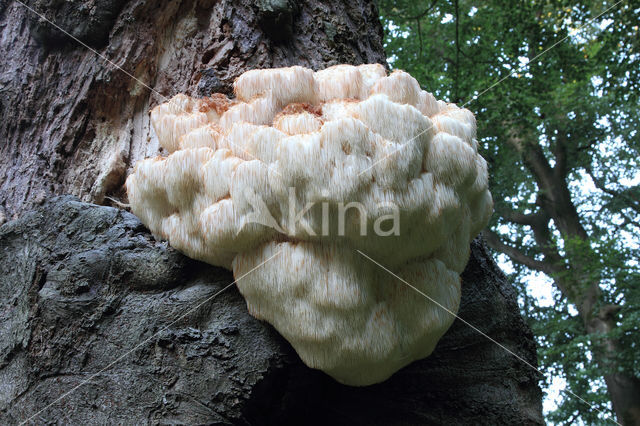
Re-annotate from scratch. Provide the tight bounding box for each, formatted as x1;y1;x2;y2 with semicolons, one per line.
126;64;493;386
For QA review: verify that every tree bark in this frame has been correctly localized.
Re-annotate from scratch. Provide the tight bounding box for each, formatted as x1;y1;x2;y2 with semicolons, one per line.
0;0;544;423
0;0;386;221
586;314;640;426
0;196;544;424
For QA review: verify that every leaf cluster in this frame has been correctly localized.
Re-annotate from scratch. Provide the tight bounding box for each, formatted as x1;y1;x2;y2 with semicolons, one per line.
380;0;640;422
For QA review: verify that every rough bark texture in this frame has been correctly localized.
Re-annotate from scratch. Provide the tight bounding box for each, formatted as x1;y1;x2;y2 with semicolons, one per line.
0;0;386;221
0;0;543;423
0;196;543;425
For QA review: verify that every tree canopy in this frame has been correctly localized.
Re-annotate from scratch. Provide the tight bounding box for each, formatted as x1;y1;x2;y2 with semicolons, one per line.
379;0;640;423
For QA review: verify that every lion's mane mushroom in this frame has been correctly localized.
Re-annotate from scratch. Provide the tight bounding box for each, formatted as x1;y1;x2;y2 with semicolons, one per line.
126;64;493;386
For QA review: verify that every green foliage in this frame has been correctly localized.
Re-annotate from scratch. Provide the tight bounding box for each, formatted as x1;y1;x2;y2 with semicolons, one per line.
379;0;640;423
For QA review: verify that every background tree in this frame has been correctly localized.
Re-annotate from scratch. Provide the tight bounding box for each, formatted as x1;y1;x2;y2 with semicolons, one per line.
379;0;640;424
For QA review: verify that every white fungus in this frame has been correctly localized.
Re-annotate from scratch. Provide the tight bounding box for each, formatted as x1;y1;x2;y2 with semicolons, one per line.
126;64;493;386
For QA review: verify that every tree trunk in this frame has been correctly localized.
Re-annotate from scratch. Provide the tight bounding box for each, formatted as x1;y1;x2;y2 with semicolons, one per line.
0;0;543;424
0;196;544;424
603;373;640;426
536;165;640;426
0;0;386;221
497;132;640;425
586;314;640;426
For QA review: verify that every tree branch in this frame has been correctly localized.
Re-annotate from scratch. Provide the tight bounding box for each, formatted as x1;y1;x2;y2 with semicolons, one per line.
585;165;640;214
598;304;622;321
483;230;556;275
505;127;589;240
497;209;543;227
503;126;554;190
552;132;569;180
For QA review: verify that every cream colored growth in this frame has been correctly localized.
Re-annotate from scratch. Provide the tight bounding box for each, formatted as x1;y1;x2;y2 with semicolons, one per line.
126;64;493;386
